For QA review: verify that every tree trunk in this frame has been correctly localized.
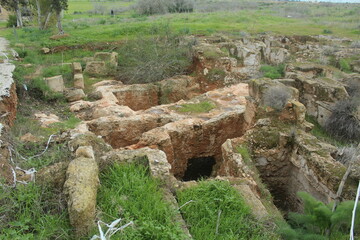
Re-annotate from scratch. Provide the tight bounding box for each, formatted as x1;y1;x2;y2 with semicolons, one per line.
35;0;42;29
56;11;64;35
43;11;52;30
14;0;23;28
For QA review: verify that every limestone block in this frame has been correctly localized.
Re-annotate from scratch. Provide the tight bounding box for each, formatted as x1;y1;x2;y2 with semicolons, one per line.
72;62;82;74
74;73;84;89
44;75;64;92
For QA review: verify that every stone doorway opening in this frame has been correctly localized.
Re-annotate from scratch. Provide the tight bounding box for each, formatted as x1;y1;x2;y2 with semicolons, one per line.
182;156;216;181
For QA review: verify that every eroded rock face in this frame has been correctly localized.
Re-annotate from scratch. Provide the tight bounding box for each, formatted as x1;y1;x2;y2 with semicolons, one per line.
64;157;99;237
88;114;176;148
112;83;159;111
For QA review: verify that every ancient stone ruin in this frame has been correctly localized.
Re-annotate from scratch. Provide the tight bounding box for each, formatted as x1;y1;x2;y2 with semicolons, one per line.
2;34;360;237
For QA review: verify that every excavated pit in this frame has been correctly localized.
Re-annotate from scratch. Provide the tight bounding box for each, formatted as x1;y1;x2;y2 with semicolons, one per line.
182;156;216;181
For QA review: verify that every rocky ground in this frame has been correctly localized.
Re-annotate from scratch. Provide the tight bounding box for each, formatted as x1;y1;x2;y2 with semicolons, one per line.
1;33;359;238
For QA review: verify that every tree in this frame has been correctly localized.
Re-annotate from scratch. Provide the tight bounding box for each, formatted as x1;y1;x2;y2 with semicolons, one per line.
51;0;68;34
0;0;27;27
31;0;67;33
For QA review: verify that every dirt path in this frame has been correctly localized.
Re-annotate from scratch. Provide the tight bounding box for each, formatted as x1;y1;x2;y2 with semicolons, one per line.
0;37;15;99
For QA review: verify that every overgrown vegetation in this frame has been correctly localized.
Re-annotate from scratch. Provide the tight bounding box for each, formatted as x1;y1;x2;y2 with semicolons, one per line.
305;115;345;147
175;101;216;113
116;26;193;84
260;64;285;79
0;183;71;239
325;98;360;143
177;180;280;240
263;85;291;111
96;163;186;239
279;191;360;240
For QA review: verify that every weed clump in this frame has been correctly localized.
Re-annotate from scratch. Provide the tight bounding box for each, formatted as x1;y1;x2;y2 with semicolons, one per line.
96;163;186;239
325;98;360;143
0;183;71;239
177;180;280;240
260;64;285;79
263;85;291;111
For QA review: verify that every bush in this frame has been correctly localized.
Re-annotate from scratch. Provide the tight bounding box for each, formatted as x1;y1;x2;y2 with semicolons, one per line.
6;15;17;28
279;192;360;239
260;64;285;79
134;0;169;15
335;146;360;165
350;41;360;48
263;85;291;110
135;0;194;15
168;0;194;13
339;59;351;73
345;79;360;98
325;98;360;143
323;29;333;34
116;32;193;84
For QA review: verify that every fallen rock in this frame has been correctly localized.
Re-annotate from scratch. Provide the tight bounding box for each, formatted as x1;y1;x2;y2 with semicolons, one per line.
41;47;50;54
44;75;65;92
65;88;86;102
20;133;42;143
34;113;60;127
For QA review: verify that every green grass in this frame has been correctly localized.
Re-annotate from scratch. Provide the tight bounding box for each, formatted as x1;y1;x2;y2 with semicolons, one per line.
96;163;186;240
175;101;216;113
177;180;280;240
2;1;359;49
305;115;346;147
0;183;72;239
260;64;285;79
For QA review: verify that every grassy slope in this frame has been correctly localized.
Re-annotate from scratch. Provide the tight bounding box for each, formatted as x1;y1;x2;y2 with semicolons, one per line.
1;1;359;48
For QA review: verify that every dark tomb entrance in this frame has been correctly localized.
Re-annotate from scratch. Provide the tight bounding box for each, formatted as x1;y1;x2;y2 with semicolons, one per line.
182;156;216;181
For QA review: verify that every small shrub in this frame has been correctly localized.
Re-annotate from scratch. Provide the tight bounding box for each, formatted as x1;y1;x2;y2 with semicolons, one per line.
335;146;360;165
345;79;360;98
325;98;360;143
260;64;285;79
339;59;351;73
134;0;169;15
117;32;193;84
206;68;226;82
6;15;17;28
279;192;360;239
168;0;194;13
350;41;360;48
323;29;333;34
263;85;291;110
